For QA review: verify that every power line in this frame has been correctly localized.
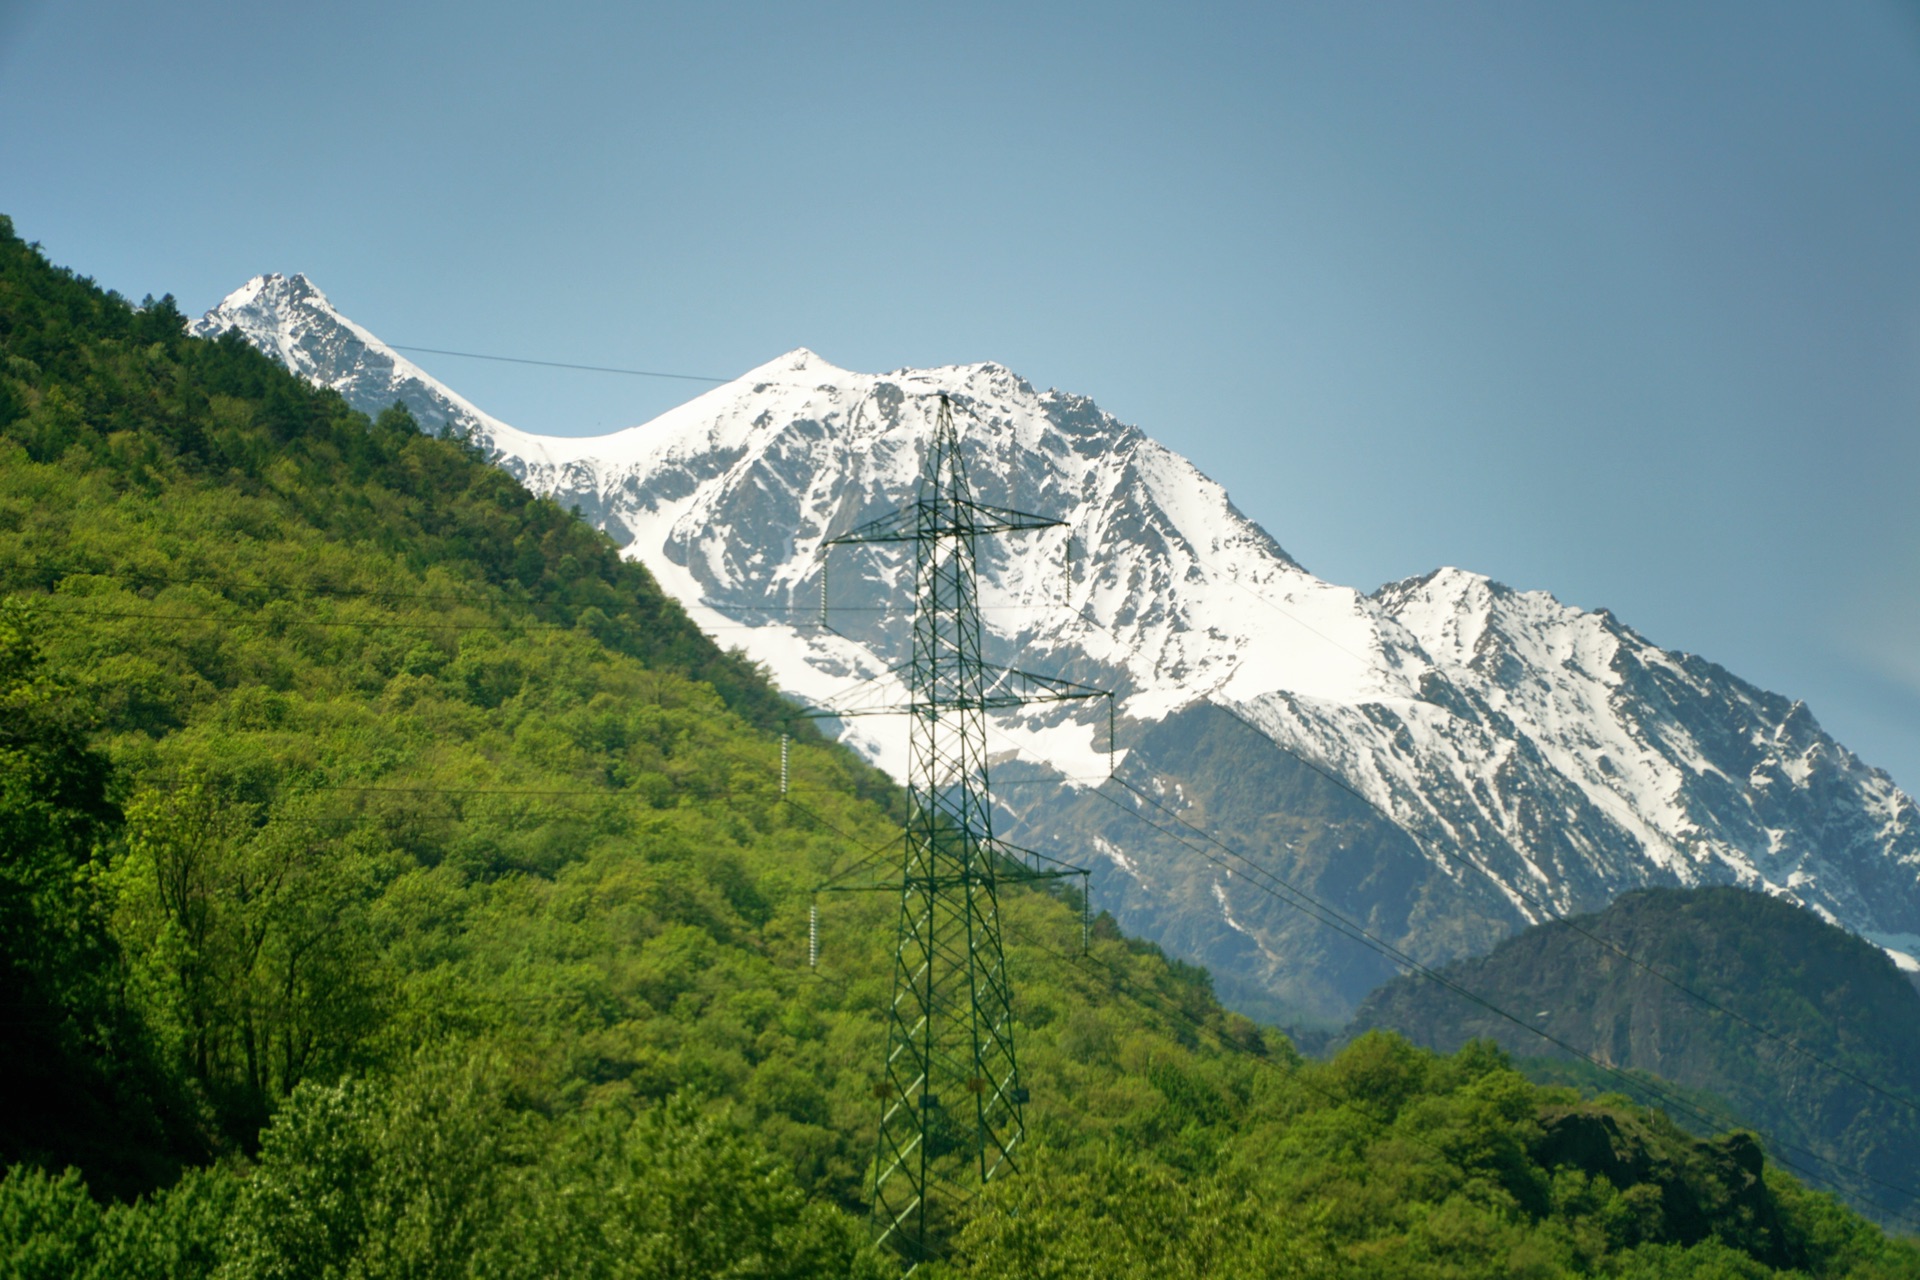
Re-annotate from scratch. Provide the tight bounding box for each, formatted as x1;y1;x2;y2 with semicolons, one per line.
1178;551;1380;671
156;655;1903;1212
777;794;899;893
92;613;1920;1225
789;783;1846;1219
385;344;728;383
39;554;1912;1140
1084;768;1920;1226
1030;590;1920;1133
4;573;873;637
704;466;1907;1155
700;602;1059;615
986;701;1911;1212
1095;774;1913;1216
956;582;1920;1157
1195;696;1920;1125
1080;590;1920;1123
794;583;1880;1166
780;789;1452;1160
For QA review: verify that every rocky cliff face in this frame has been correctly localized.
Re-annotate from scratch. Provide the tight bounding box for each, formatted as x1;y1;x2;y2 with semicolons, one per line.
1354;886;1920;1226
197;277;1920;1022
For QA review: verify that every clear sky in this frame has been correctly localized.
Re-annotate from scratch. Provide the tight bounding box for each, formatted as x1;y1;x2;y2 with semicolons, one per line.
4;1;1918;790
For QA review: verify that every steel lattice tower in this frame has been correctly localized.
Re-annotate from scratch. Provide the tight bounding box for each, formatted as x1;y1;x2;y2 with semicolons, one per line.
818;394;1103;1267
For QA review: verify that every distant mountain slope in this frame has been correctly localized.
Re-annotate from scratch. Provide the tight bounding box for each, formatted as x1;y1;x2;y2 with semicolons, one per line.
196;275;1920;1022
1354;887;1920;1224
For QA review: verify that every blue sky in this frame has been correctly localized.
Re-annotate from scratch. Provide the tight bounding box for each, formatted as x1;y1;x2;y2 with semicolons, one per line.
3;1;1918;789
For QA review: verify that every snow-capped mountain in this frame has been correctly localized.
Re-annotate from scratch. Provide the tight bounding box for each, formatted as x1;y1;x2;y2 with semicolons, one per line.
188;273;557;459
196;276;1920;1022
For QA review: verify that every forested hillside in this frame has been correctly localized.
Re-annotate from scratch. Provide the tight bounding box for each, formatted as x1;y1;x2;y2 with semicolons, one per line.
3;216;1919;1277
1355;887;1920;1232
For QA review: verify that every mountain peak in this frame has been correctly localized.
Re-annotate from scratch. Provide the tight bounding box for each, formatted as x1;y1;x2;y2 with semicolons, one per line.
736;347;847;383
191;271;530;454
210;271;329;315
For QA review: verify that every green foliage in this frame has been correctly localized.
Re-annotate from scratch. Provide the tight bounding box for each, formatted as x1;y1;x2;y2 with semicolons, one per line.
0;598;190;1196
0;1163;233;1280
2;1065;882;1280
0;1166;101;1280
3;214;1918;1276
216;1051;881;1280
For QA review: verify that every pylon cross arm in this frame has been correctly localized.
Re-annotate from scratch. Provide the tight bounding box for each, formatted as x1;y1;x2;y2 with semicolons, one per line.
827;498;1064;546
795;665;1106;721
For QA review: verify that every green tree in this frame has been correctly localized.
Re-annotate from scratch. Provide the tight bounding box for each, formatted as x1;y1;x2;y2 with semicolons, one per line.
0;601;188;1192
111;781;391;1137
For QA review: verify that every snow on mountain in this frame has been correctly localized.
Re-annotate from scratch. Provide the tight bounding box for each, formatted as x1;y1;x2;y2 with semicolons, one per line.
190;274;565;467
195;278;1920;1019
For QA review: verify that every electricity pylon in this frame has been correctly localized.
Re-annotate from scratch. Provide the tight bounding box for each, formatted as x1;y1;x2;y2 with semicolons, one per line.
812;393;1105;1267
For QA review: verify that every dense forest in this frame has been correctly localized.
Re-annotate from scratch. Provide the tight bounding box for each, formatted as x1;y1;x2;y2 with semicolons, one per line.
3;215;1919;1277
